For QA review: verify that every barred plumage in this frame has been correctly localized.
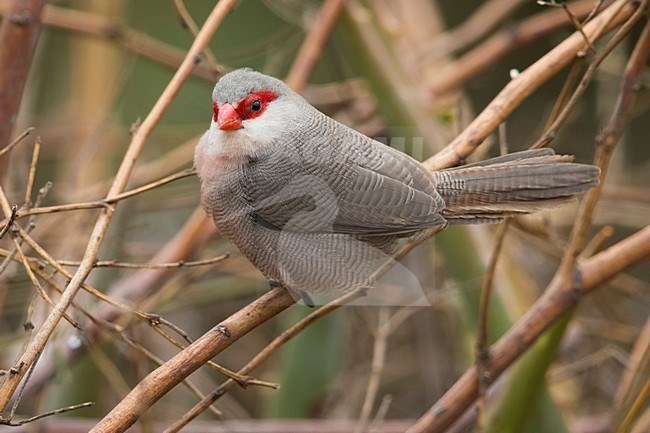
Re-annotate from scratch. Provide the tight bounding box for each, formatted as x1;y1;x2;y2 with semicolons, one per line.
195;69;600;298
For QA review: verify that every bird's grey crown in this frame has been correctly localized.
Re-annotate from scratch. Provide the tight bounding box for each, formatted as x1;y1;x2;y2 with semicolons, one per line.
212;68;291;105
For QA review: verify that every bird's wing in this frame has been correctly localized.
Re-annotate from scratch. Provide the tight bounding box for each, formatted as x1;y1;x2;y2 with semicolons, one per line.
332;156;446;234
245;126;446;235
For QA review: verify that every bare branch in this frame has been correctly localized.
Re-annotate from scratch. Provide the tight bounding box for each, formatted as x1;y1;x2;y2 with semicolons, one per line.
0;126;34;158
424;0;637;171
58;253;229;270
407;226;650;433
286;0;345;92
90;287;296;433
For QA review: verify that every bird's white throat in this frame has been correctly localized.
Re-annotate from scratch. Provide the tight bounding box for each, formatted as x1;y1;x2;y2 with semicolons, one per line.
205;121;260;161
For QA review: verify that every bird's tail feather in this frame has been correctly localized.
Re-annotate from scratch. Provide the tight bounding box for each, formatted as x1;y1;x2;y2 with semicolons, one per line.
432;149;600;224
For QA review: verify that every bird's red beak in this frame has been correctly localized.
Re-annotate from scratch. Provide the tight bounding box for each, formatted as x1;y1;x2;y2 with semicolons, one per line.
216;103;242;130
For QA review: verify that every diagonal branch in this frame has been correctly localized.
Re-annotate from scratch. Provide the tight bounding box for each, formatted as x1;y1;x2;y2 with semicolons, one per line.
285;0;345;92
408;13;650;432
407;226;650;433
0;0;239;411
424;0;637;171
89;287;295;433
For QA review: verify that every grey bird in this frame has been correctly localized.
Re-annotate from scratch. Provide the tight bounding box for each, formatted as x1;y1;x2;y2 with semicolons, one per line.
195;68;599;302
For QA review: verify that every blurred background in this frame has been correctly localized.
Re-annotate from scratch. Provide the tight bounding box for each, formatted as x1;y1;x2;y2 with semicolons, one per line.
0;0;648;432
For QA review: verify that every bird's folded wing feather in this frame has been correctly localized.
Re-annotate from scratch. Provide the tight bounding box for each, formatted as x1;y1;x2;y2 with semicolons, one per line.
247;136;446;235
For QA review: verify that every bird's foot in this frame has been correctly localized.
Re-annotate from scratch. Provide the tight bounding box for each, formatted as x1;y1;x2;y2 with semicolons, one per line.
269;279;314;308
296;290;315;308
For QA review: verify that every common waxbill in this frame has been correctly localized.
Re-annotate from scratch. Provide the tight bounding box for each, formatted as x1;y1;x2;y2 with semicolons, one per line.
195;68;599;301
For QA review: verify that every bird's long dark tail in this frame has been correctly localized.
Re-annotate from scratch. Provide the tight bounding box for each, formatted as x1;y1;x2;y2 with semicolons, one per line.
432;149;600;224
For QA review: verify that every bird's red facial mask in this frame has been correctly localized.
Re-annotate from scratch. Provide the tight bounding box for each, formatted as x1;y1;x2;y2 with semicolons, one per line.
213;90;278;131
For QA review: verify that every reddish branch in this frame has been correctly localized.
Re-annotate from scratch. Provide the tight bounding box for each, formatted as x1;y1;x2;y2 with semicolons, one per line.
0;0;48;177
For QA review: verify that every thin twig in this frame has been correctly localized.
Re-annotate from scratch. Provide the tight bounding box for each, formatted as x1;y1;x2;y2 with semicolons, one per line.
57;253;229;270
0;182;51;275
0;402;94;426
0;204;17;240
616;378;650;433
476;219;510;432
369;395;393;433
0;127;35;158
538;0;597;53
356;307;390;433
172;0;223;75
163;289;365;433
285;0;345;92
356;306;419;433
531;0;647;149
13;168;197;221
544;57;586;130
425;0;636;170
10;233;81;329
556;8;650;277
23;137;40;206
580;225;614;258
6;292;37;420
155;316;193;345
7;349;42;424
612;317;650;432
585;0;607;23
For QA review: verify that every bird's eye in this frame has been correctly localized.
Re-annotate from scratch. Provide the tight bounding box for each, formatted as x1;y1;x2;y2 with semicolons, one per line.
235;91;277;120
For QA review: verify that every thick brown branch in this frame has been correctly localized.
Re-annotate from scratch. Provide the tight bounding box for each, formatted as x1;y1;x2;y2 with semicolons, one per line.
164;289;364;433
89;287;295;433
0;0;47;177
